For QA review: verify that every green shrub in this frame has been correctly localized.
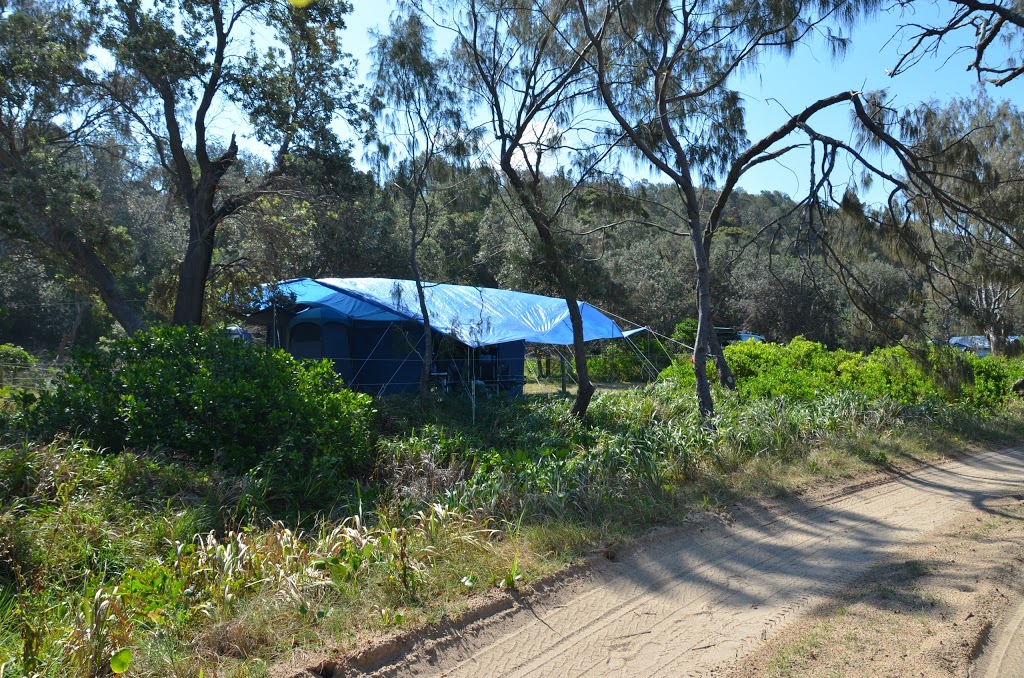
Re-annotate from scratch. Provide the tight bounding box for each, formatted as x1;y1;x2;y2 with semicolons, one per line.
588;342;647;382
845;346;940;405
660;337;1018;412
964;352;1012;409
658;354;697;385
724;337;855;401
672;318;698;346
28;326;376;476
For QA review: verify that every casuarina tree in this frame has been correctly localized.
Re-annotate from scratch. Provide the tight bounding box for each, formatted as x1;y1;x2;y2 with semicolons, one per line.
370;12;473;399
571;0;988;419
427;0;622;418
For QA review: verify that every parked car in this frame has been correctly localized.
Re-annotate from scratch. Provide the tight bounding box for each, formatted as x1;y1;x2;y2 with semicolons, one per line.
948;335;1020;358
715;327;765;345
949;335;990;357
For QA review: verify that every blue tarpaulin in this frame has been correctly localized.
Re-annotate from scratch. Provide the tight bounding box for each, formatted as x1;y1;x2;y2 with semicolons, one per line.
262;277;626;347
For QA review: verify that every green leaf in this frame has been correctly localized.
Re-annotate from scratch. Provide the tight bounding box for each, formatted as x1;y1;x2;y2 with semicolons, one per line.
110;647;132;673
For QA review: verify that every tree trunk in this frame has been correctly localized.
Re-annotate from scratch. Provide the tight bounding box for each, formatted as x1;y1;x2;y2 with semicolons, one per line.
987;329;1007;357
53;225;145;334
567;298;597;416
22;185;145;334
689;225;716;421
701;218;736;391
54;301;85;363
171;229;215;326
168;136;237;327
412;262;433;400
539;233;594;418
707;307;736;389
499;160;594;418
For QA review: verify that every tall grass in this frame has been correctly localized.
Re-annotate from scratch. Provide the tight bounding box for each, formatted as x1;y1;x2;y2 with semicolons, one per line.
0;440;526;677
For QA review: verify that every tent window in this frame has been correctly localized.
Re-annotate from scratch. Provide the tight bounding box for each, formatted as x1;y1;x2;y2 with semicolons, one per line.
290;323;322;360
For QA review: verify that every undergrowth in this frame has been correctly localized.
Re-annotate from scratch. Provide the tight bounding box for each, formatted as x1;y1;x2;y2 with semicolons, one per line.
3;335;1024;676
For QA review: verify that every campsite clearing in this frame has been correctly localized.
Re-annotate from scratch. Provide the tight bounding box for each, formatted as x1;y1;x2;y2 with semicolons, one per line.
274;444;1024;677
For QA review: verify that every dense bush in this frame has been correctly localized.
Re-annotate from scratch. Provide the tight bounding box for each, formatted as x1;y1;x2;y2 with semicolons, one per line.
725;337;856;401
962;351;1013;409
660;337;1017;410
26;326;375;475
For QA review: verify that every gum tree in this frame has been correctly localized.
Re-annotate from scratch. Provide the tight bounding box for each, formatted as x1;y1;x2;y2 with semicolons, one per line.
0;1;144;333
91;0;363;325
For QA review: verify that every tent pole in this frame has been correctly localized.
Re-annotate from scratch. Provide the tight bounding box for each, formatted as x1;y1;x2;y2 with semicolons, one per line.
471;346;476;424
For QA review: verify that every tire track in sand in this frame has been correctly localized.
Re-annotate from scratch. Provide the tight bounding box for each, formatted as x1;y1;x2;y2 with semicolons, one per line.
357;445;1024;677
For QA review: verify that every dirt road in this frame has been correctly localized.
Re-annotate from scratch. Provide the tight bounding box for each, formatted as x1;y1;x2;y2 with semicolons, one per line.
335;445;1024;677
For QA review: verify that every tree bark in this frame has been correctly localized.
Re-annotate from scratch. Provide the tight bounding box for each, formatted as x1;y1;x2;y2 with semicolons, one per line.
500;166;595;418
568;306;597;417
496;133;596;416
55;302;85;363
169;133;239;326
412;253;433;400
171;221;215;326
689;225;716;421
537;219;595;417
706;307;736;390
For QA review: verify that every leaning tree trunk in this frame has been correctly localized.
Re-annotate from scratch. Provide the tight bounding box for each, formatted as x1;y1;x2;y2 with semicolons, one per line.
565;297;596;417
49;223;145;334
705;297;736;390
535;224;595;418
23;184;145;334
701;225;736;391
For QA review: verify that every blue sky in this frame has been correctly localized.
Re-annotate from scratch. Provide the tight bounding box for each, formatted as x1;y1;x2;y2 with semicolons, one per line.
339;0;1024;204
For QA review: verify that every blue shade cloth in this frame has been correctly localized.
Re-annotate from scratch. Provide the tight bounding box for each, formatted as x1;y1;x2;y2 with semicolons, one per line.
260;277;626;347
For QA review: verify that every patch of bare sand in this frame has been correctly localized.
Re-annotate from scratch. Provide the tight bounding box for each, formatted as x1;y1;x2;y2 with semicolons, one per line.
726;497;1024;678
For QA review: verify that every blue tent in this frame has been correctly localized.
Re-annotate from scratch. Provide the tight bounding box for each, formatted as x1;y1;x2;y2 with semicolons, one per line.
252;277;628;396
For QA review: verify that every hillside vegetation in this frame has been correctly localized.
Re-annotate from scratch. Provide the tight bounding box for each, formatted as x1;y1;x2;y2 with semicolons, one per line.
2;330;1024;676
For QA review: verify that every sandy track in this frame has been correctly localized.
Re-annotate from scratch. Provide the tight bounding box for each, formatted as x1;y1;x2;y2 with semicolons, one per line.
345;445;1024;677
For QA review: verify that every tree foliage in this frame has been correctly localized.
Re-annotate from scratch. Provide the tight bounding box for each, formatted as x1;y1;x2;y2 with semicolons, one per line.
0;0;144;333
833;94;1024;352
371;12;472;398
